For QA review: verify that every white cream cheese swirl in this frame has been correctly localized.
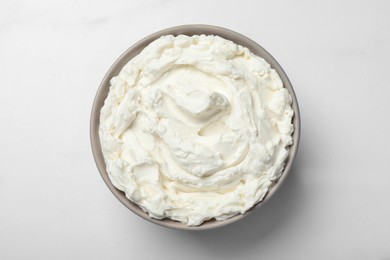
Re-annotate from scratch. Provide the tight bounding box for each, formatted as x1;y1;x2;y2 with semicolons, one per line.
99;35;294;226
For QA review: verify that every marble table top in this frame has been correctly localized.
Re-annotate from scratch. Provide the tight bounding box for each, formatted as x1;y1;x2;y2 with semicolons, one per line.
1;0;389;259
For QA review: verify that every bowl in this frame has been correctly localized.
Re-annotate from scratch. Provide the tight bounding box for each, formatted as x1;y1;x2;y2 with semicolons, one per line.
90;24;300;230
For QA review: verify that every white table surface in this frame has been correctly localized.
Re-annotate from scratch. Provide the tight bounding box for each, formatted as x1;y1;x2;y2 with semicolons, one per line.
1;0;390;259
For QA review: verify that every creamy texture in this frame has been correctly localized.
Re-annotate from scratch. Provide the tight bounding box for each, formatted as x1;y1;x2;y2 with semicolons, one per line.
99;35;294;226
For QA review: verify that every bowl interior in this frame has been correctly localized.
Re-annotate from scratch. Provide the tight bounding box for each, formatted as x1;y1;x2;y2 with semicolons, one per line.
90;24;300;230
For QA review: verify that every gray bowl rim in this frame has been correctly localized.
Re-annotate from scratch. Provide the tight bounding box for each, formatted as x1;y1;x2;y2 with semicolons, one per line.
90;24;301;231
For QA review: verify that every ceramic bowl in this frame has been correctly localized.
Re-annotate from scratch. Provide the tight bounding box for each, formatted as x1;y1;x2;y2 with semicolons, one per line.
90;24;300;230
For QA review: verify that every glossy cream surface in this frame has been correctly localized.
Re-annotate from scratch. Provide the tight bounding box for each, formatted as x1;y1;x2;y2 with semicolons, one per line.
99;35;293;226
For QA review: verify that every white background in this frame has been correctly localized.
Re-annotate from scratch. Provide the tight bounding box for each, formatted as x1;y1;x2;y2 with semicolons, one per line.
1;0;390;259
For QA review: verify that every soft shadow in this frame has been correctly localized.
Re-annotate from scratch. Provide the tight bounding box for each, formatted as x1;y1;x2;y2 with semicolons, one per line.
154;152;306;256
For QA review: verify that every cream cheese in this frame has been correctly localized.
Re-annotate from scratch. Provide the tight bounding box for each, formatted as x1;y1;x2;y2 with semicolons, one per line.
99;35;294;226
